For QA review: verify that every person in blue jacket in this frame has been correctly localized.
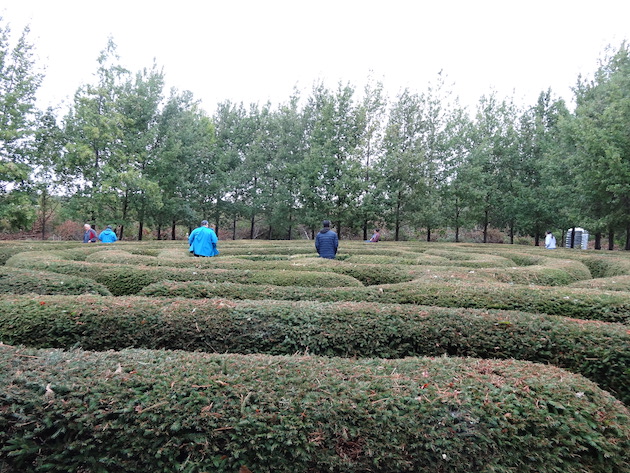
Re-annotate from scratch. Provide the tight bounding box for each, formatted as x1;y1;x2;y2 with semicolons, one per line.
315;220;338;259
98;225;118;243
188;220;219;257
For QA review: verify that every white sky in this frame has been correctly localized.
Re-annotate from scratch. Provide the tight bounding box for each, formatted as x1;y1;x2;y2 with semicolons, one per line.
2;0;629;113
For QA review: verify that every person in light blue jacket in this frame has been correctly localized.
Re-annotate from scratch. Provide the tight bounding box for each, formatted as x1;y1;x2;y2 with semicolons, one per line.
98;225;118;243
188;220;219;257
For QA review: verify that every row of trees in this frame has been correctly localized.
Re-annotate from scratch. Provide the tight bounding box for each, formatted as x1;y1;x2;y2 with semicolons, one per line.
1;18;629;247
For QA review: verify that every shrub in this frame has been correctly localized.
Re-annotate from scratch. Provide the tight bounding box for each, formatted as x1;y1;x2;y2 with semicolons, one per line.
569;275;630;291
0;296;628;404
139;279;630;324
0;267;111;296
1;346;628;473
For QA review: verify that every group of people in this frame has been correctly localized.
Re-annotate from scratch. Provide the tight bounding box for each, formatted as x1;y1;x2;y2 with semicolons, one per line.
83;224;118;243
84;219;382;260
85;219;563;256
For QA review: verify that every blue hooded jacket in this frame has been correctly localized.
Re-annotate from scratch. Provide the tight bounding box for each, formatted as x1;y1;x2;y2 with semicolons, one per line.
98;228;118;243
189;226;219;257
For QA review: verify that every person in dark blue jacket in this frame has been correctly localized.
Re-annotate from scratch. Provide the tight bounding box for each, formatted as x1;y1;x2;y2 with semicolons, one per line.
98;225;118;243
188;220;219;257
315;220;338;259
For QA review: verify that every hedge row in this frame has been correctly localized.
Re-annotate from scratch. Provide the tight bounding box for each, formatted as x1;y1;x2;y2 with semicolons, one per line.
0;295;627;404
0;267;111;296
85;249;418;286
138;279;630;324
570;274;630;291
6;253;366;295
1;345;628;473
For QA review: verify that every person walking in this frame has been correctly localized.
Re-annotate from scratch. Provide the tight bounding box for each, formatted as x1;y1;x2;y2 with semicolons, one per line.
315;220;338;259
83;224;97;243
545;231;556;249
98;225;118;243
188;220;219;257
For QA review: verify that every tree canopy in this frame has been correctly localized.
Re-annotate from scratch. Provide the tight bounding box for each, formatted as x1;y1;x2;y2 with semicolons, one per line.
1;18;629;248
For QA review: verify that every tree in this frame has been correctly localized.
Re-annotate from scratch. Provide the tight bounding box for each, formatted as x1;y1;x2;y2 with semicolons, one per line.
0;18;43;231
115;62;165;240
514;90;571;245
150;90;209;239
60;38;129;227
464;93;520;242
569;42;630;249
300;82;365;236
441;105;475;242
357;78;387;239
377;89;426;240
32;108;64;239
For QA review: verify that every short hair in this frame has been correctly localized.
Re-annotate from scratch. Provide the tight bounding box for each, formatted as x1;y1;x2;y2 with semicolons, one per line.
201;220;209;226
322;220;330;227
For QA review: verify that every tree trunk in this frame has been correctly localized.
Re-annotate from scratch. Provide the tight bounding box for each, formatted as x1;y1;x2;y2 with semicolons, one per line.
426;226;431;242
138;221;144;241
395;201;401;241
626;224;630;250
454;199;460;243
569;226;576;248
594;232;602;250
120;192;129;240
171;220;177;240
608;230;614;250
483;209;489;243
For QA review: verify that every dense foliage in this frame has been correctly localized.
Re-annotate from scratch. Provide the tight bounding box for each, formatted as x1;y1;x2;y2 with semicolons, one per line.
1;18;629;247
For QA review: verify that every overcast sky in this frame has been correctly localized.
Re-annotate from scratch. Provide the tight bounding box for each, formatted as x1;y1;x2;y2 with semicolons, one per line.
2;0;629;113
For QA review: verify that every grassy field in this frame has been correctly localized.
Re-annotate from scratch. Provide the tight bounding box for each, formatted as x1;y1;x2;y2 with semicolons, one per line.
1;240;629;472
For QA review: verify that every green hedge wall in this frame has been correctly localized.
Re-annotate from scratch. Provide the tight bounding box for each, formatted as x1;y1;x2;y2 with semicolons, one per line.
6;253;365;295
0;296;627;404
138;279;630;324
0;267;111;296
1;346;628;473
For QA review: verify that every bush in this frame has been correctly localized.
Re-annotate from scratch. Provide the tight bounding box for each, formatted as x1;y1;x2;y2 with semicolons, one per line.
139;278;630;324
0;296;628;403
1;346;628;473
0;267;111;296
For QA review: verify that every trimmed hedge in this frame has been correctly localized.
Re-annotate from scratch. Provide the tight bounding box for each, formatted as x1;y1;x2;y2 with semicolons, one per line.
570;275;630;291
0;295;628;404
6;252;364;295
138;279;630;324
0;267;111;296
1;345;628;473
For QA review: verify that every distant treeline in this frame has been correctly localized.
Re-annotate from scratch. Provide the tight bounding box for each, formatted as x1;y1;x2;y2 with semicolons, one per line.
1;20;629;247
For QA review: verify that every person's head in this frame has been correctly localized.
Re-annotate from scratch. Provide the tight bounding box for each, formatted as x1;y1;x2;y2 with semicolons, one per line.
546;231;552;235
84;223;91;230
201;220;209;227
106;225;112;230
375;228;380;233
322;220;330;228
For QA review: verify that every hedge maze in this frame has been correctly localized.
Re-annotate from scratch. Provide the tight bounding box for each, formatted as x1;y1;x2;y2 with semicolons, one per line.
0;240;629;472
